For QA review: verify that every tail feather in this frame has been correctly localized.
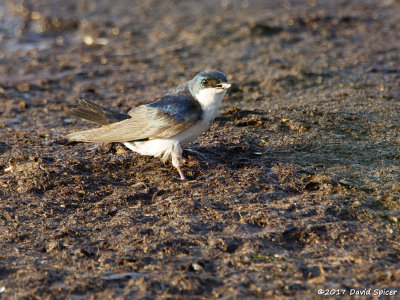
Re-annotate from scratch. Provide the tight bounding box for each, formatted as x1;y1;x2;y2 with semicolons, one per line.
68;99;129;125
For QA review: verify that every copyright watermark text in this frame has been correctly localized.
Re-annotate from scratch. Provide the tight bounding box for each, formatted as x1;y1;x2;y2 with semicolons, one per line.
317;288;398;297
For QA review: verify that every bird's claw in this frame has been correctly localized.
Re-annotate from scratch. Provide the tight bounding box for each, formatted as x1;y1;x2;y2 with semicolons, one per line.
185;148;207;160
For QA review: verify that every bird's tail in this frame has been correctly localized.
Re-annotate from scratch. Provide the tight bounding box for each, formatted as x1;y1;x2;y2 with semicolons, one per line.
68;99;129;126
65;99;130;142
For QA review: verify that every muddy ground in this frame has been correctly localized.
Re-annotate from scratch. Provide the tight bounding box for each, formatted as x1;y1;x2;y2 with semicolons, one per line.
0;0;399;298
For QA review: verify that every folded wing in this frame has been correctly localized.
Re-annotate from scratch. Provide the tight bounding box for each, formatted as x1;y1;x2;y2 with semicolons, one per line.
66;95;201;143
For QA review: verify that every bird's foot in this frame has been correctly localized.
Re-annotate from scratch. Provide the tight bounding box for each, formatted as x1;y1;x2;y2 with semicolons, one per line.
185;148;207;160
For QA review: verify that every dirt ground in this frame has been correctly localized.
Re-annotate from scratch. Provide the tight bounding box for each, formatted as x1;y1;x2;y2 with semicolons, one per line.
0;0;399;298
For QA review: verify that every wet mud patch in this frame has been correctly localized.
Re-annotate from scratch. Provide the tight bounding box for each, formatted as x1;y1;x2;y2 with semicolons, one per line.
1;0;400;298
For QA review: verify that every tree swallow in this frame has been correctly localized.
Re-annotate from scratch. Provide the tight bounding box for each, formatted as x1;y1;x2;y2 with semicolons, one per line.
66;70;231;180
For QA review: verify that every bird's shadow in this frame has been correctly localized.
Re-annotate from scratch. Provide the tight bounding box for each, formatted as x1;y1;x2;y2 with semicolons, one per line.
183;142;269;171
0;142;12;156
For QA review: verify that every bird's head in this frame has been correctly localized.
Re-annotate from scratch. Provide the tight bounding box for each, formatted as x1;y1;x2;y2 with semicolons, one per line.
190;70;231;102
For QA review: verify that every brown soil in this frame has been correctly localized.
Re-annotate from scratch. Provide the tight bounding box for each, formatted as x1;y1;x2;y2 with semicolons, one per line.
1;0;399;298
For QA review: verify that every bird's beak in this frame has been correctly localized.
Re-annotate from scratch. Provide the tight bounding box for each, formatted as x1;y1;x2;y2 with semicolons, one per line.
217;83;231;90
222;83;231;89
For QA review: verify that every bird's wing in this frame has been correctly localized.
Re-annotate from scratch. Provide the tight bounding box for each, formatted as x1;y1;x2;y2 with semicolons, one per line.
66;95;201;143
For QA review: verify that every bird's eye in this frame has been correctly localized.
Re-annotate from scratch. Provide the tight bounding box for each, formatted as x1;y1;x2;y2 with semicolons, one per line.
201;79;208;86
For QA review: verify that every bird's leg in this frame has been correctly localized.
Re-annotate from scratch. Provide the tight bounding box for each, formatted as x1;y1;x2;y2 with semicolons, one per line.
171;143;186;181
176;166;186;181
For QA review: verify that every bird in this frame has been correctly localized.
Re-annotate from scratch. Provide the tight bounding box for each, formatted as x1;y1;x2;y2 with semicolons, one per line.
65;70;231;180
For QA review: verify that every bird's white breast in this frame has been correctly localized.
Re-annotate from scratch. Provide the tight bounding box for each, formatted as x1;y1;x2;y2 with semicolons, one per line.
175;87;227;144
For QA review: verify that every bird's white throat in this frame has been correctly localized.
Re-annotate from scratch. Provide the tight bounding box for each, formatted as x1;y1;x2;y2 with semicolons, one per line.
195;88;226;110
195;88;226;122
